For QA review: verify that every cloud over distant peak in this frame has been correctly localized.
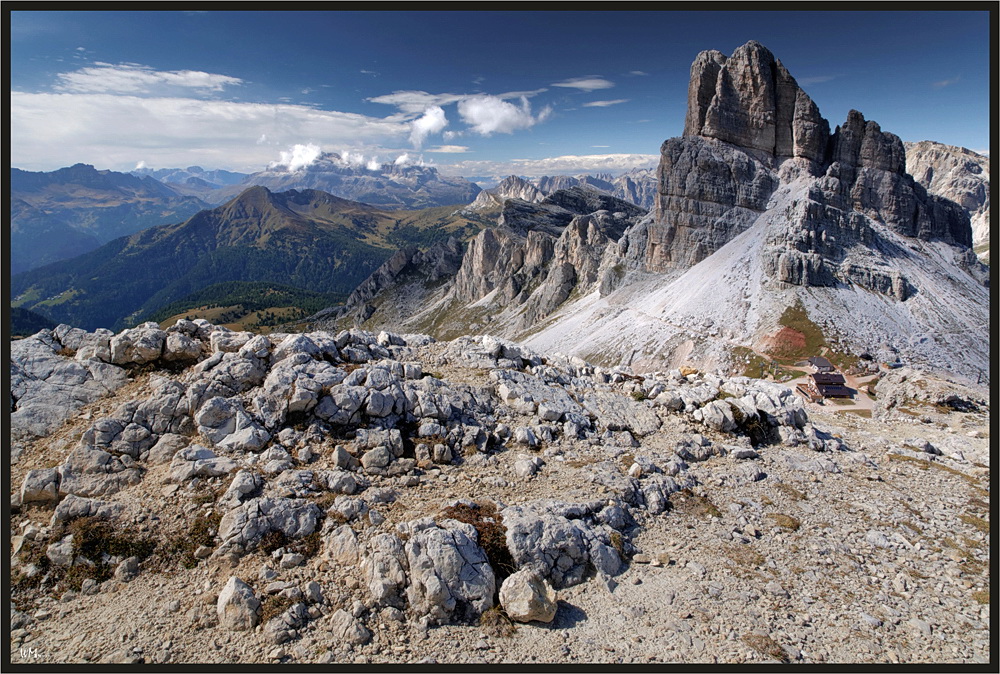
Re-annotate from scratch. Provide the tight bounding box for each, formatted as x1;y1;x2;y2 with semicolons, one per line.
54;62;243;94
551;76;615;92
409;106;449;148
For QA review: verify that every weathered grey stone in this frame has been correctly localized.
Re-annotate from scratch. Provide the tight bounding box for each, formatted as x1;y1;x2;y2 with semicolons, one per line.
20;469;60;504
50;494;123;524
218;498;322;552
46;535;75;567
109;324;166;365
582;392;661;436
405;519;496;625
217;578;262;631
328;608;371;645
363;533;408;607
499;568;558;623
323;525;359;565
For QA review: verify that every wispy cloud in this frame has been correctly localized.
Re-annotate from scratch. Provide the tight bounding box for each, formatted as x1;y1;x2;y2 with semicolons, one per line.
360;69;379;76
427;145;470;153
583;99;630;108
54;62;243;94
932;76;961;88
627;70;649;76
551;76;614;92
797;74;840;86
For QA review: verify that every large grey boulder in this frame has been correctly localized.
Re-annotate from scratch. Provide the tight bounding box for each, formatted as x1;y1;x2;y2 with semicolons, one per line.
501;502;622;589
10;331;128;439
582;392;661;436
20;469;60;504
109;324;166;365
363;533;408;607
50;494;124;524
328;609;371;645
217;577;261;631
404;519;496;625
217;497;322;552
499;568;558;623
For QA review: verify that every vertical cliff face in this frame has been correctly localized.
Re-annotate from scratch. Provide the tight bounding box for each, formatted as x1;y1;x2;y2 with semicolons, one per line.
904;141;990;253
683;41;829;163
645;40;977;292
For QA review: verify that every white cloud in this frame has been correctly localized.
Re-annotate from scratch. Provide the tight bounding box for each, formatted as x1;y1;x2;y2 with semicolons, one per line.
10;91;410;171
551;76;614;92
134;160;147;169
797;74;839;86
427;145;470;153
271;143;323;172
583;99;630;108
54;62;243;94
438;153;658;178
409;106;448;148
367;90;466;114
932;76;960;88
628;70;648;76
457;95;551;136
366;157;381;171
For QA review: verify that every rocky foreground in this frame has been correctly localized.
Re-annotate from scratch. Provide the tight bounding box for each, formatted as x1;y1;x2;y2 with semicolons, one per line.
9;321;991;664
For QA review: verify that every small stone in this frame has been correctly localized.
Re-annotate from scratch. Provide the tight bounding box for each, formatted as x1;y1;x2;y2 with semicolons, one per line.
632;554;651;564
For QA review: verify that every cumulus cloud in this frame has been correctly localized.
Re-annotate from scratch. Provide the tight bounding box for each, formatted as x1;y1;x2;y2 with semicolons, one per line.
10;91;410;171
409;106;448;148
457;95;551;136
583;99;630;108
551;76;614;92
54;62;243;94
271;143;322;172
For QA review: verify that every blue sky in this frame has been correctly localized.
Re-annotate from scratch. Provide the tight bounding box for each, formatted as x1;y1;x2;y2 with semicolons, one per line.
9;9;992;178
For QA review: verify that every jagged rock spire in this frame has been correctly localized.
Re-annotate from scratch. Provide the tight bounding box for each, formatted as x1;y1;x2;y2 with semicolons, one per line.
683;40;829;163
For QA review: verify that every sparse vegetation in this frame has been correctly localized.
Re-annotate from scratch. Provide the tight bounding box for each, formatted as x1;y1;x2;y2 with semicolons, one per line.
479;605;517;638
766;513;801;532
260;595;296;623
440;501;516;583
741;633;787;661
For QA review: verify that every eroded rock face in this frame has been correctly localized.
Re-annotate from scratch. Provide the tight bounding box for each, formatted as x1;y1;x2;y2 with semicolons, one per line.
905;140;990;250
403;519;496;625
684;41;829;164
638;40;981;301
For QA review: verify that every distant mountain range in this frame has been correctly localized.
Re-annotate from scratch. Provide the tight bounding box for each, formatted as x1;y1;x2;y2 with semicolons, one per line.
466;169;658;212
10;186;483;331
10;164;209;275
130;152;482;210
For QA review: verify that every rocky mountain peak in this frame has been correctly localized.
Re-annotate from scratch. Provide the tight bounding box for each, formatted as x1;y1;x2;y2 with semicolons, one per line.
684;40;829;164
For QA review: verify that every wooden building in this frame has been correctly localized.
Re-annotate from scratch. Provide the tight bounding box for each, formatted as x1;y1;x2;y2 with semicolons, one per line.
808;356;835;373
808;371;852;398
